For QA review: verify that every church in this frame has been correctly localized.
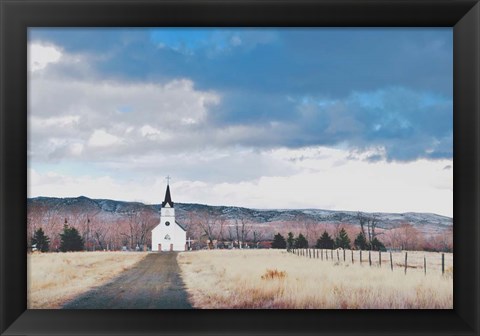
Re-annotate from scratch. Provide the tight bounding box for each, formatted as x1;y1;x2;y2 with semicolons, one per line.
151;182;187;252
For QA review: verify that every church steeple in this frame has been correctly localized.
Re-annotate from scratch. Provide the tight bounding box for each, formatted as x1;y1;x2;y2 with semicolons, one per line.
161;183;174;208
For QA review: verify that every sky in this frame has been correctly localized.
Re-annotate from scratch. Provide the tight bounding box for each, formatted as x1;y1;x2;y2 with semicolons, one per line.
27;28;453;216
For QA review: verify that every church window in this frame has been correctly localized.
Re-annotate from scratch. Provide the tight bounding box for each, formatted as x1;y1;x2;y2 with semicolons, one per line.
164;234;171;240
165;221;170;226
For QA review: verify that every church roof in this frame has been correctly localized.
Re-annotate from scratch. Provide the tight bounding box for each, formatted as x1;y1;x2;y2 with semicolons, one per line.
175;221;187;232
161;184;174;208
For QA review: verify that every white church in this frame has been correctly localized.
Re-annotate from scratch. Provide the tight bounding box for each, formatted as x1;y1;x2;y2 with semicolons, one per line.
151;182;187;252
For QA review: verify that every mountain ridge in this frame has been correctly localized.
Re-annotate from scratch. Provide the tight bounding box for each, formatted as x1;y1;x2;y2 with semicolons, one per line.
27;196;452;232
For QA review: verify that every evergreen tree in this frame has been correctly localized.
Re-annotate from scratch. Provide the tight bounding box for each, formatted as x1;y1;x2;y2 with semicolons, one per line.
271;233;287;249
370;237;386;251
31;228;50;252
286;232;295;250
59;224;84;252
354;232;370;250
335;228;351;249
315;231;334;249
294;233;309;248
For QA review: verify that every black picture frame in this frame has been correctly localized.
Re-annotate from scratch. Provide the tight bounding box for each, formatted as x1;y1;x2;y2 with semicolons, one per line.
1;0;479;335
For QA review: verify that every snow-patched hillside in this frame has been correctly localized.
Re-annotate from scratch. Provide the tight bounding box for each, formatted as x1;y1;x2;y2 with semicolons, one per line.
28;196;452;234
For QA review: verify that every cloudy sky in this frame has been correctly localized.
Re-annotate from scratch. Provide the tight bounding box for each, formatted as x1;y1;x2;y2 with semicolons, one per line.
27;28;453;216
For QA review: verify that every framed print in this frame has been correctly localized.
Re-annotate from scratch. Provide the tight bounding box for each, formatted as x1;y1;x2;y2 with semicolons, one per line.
1;0;479;335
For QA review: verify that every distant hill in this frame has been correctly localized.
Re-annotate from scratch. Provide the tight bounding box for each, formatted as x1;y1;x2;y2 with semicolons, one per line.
27;196;452;235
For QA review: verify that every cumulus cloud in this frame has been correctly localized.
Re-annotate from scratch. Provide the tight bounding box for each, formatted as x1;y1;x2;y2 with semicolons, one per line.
28;43;221;162
28;43;62;72
27;29;453;215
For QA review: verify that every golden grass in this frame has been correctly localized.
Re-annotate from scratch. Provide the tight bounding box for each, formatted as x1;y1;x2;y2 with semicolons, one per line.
177;249;453;309
28;251;147;308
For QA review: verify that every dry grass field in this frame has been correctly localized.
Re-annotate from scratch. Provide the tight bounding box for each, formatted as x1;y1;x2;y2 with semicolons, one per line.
177;249;453;309
28;251;147;308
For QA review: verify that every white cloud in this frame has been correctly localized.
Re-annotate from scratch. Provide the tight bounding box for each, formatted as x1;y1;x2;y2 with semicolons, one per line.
30;115;80;128
88;129;122;147
28;43;62;72
139;125;171;141
28;42;221;161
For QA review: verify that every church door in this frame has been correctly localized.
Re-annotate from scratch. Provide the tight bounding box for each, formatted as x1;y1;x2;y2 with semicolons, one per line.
170;243;173;251
158;244;162;252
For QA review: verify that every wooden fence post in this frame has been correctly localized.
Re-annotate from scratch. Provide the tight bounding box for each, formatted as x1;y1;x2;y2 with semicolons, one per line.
424;256;426;275
390;251;393;271
321;249;324;261
360;250;363;264
351;250;354;264
369;251;372;266
442;253;445;275
404;252;408;274
337;249;339;261
343;249;346;262
331;249;333;260
379;251;381;267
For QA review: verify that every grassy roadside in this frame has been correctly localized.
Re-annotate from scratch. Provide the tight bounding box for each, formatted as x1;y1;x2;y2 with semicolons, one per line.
177;249;453;309
28;251;147;308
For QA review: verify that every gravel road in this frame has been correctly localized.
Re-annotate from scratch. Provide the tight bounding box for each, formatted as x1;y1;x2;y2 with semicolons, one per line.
63;252;193;309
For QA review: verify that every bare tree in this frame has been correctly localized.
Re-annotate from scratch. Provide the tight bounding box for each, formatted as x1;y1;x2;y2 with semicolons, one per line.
251;228;265;248
357;212;367;237
395;223;422;250
233;217;252;248
217;216;228;244
198;212;218;249
357;212;380;246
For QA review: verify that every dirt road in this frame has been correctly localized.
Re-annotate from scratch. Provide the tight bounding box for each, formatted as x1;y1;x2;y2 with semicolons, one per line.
63;252;193;309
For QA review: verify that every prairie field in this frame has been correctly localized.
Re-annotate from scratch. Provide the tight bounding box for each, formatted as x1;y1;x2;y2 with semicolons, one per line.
28;251;147;308
177;249;453;309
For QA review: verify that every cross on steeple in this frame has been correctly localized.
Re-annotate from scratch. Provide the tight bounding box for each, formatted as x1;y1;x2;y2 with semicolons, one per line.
165;175;171;185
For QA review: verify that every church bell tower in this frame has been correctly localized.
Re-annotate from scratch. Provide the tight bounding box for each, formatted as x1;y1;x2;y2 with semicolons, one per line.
160;183;175;223
151;177;186;252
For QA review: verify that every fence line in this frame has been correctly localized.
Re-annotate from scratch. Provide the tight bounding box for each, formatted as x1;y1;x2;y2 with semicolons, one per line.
287;248;451;276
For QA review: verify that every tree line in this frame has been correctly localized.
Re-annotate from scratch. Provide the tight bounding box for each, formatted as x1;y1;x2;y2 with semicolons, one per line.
31;219;85;252
271;227;386;251
27;204;452;252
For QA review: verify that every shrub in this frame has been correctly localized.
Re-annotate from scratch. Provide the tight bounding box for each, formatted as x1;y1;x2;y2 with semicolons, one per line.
261;268;287;280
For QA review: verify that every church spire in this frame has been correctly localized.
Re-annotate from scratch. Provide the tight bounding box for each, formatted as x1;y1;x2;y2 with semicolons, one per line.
161;184;174;208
